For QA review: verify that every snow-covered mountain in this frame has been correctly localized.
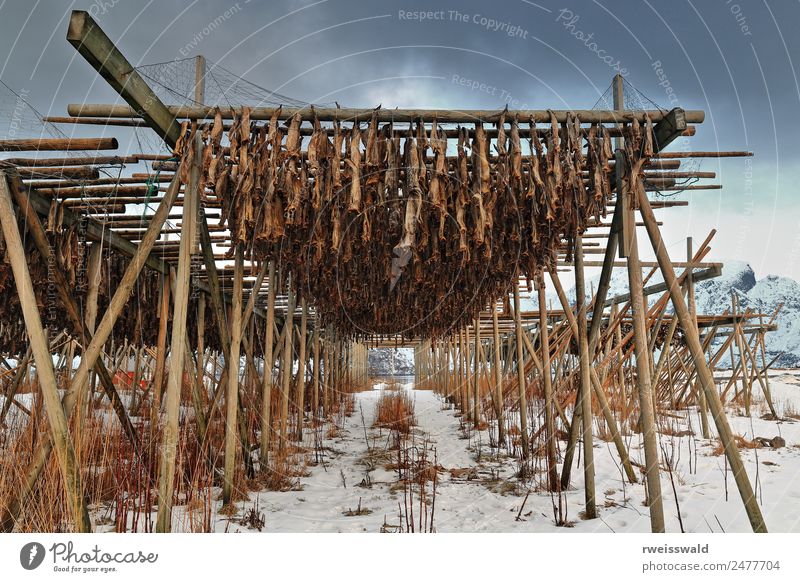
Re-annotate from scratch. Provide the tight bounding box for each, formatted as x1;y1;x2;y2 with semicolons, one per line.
524;260;800;368
368;347;415;376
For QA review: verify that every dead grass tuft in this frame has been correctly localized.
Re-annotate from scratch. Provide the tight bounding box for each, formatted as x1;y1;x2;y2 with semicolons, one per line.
373;391;416;435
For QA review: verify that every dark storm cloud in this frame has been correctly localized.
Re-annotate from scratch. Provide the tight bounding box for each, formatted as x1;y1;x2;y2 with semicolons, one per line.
0;0;798;275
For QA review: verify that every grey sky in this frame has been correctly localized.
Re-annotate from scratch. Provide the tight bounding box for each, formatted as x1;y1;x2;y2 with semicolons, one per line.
1;0;798;279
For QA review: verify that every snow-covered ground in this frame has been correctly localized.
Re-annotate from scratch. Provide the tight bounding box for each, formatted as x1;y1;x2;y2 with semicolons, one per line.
163;371;800;533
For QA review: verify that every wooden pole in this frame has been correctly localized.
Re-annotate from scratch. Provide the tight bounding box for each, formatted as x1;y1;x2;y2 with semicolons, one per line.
280;277;295;450
491;308;505;445
550;268;638;485
687;237;710;437
260;261;276;469
512;285;530;460
473;316;481;427
0;137;118;152
295;297;308;440
0;174;91;532
155;135;200;532
76;240;102;441
67;103;704;124
619;154;665;532
635;172;767;533
537;276;559;492
151;273;170;426
66;11;181;146
312;318;321;420
574;235;597;519
222;245;244;505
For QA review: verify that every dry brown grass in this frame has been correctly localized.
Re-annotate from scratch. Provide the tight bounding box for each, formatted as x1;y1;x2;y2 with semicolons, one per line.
710;434;762;456
373;391;416;434
257;449;310;491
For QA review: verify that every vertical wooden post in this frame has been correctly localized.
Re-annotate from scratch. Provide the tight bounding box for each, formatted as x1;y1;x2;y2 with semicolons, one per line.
151;273;170;426
0;173;91;532
574;235;597;519
323;330;331;415
687;237;710;438
194;55;206;104
77;241;103;436
473;316;481;426
260;261;276;469
491;307;505;444
551;267;637;485
222;245;244;505
295;297;308;440
619;151;664;532
458;329;468;414
512;284;530;460
280;277;295;450
155;133;200;532
197;292;206;388
312;317;321;419
537;275;559;491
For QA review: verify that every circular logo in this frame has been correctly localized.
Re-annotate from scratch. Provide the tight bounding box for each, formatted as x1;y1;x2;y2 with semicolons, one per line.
19;542;45;570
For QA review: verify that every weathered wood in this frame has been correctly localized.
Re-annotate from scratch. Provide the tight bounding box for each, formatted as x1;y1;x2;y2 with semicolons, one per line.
491;308;505;445
312;315;321;420
7;174;140;454
512;285;530;460
66;11;181;146
155;134;198;531
574;235;597;519
3;154;139;167
472;316;481;427
635;172;767;533
280;276;295;450
67;103;704;124
537;277;559;492
620;152;665;533
8;166;101;180
150;273;171;426
0;173;92;532
260;261;276;468
550;267;637;485
0;137;117;152
295;297;308;440
222;245;244;505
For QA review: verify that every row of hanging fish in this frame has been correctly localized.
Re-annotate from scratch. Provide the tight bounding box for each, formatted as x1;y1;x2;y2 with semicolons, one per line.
178;108;656;339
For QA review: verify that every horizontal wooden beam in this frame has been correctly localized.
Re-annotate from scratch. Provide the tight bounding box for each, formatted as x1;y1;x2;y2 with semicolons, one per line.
0;137;117;152
66;104;705;124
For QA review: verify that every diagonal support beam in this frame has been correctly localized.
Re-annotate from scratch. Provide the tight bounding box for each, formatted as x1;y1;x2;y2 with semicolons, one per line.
0;173;183;532
0;172;92;532
67;10;181;147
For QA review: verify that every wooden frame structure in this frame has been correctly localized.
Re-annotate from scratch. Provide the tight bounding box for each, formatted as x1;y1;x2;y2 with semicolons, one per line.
0;10;773;534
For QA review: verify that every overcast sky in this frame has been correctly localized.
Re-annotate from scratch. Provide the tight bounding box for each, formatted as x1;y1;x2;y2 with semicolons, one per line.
1;0;798;280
